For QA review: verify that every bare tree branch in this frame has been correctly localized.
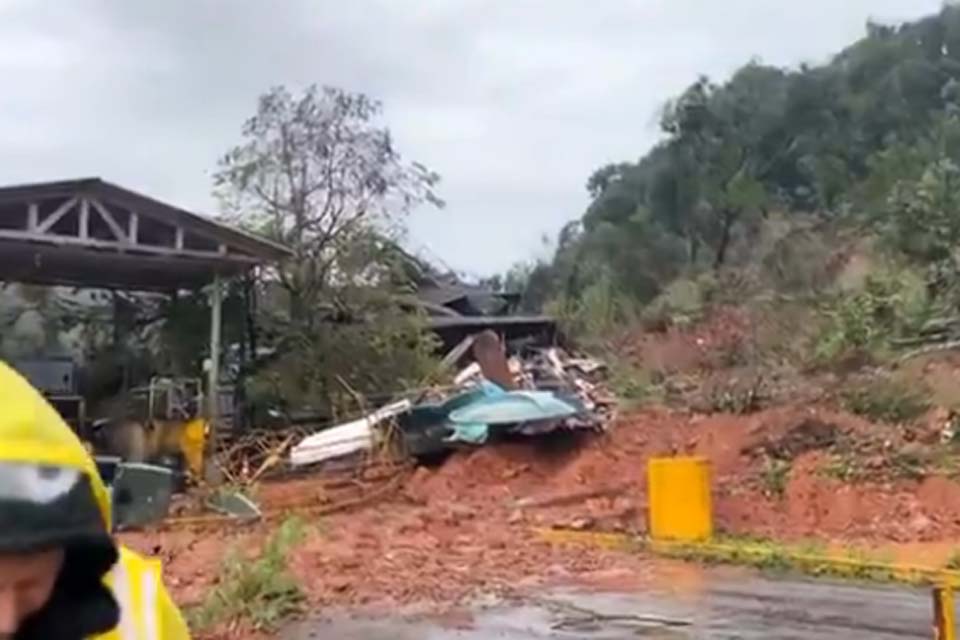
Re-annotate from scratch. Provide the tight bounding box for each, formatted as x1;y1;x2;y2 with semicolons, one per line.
214;85;443;323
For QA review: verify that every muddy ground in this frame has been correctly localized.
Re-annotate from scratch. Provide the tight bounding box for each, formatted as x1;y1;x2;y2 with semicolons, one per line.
119;402;960;637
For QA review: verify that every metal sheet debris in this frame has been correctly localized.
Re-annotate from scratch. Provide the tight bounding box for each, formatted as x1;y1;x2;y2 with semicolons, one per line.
449;390;578;425
290;399;412;467
205;490;262;521
111;462;175;530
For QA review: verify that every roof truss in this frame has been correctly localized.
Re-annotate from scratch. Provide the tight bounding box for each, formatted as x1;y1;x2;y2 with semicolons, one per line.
0;193;252;263
0;178;290;291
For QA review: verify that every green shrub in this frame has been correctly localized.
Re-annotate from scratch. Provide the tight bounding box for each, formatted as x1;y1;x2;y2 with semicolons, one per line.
607;359;656;406
889;448;929;480
841;376;931;424
639;276;709;331
760;458;791;498
819;453;865;482
813;267;931;366
546;271;636;346
190;517;307;631
704;378;766;415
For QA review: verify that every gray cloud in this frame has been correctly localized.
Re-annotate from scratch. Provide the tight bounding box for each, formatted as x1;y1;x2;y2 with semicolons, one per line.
0;0;942;275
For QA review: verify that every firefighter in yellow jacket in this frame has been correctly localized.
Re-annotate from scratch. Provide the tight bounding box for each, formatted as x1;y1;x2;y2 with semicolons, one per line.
0;362;190;639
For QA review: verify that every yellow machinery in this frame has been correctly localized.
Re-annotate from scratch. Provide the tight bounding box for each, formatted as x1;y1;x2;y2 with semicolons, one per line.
96;377;209;480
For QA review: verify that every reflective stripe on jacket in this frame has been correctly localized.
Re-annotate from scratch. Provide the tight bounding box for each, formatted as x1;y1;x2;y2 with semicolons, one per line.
98;548;190;640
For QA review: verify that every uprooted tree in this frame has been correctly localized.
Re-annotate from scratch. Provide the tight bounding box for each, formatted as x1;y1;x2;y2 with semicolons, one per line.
216;85;444;418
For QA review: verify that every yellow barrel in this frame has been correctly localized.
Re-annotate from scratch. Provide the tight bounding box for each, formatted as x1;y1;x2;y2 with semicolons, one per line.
647;456;713;542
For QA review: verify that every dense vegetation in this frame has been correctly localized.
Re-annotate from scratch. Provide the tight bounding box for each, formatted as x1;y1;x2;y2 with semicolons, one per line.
516;6;960;331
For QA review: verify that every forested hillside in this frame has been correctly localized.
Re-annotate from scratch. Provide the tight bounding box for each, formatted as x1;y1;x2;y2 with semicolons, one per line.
518;6;960;321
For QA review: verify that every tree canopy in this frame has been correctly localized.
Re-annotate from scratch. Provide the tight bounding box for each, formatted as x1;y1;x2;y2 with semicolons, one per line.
520;6;960;313
217;85;445;418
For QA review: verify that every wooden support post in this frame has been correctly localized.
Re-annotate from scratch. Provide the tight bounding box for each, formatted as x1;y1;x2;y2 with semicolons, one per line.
206;274;223;483
79;198;89;239
934;585;956;640
129;213;139;245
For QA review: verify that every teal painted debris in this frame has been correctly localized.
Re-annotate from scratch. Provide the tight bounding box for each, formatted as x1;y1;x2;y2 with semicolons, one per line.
445;421;491;444
289;334;616;466
449;390;579;426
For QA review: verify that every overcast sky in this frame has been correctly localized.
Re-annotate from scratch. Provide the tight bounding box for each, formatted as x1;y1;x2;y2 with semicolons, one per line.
0;0;944;276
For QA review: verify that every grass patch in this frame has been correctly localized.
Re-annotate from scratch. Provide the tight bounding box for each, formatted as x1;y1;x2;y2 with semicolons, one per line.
189;517;307;632
819;453;865;482
840;376;931;424
607;358;658;407
539;528;960;587
705;378;766;415
759;458;791;498
653;535;913;585
888;449;928;480
655;536;825;576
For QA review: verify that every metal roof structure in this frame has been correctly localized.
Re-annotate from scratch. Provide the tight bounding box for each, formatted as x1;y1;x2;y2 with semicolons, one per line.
0;178;292;455
0;178;290;291
427;314;557;351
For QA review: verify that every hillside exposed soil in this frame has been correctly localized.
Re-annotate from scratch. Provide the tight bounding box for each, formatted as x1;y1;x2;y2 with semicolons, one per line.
403;405;960;542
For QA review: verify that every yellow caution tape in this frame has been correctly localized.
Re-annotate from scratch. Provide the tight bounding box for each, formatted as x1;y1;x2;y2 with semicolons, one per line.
533;527;960;588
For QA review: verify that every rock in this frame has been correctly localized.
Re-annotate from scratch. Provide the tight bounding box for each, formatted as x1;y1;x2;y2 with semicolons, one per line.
502;465;530;480
900;442;930;460
909;513;933;535
508;510;525;525
329;577;353;592
569;517;595;531
448;504;477;520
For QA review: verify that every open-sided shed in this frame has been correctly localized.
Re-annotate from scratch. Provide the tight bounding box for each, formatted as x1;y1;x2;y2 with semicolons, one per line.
0;177;291;448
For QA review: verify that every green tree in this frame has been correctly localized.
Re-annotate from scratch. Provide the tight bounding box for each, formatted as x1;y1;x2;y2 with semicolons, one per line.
216;85;443;417
535;5;960;324
663;72;774;268
216;85;443;324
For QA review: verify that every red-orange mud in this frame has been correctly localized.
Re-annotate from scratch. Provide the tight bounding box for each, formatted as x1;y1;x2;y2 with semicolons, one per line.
120;404;960;637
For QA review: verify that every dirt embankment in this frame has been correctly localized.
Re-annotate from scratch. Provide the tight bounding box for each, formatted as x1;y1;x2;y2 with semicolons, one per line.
121;403;960;623
403;404;960;543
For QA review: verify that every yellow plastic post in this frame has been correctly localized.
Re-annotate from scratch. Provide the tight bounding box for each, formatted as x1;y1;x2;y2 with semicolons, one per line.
178;418;207;480
934;585;956;640
647;456;713;542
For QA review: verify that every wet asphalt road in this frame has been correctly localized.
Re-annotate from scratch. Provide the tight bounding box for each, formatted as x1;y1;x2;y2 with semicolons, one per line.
287;570;946;639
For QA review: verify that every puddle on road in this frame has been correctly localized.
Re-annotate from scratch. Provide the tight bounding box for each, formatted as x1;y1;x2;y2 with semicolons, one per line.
287;603;693;640
287;567;939;639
